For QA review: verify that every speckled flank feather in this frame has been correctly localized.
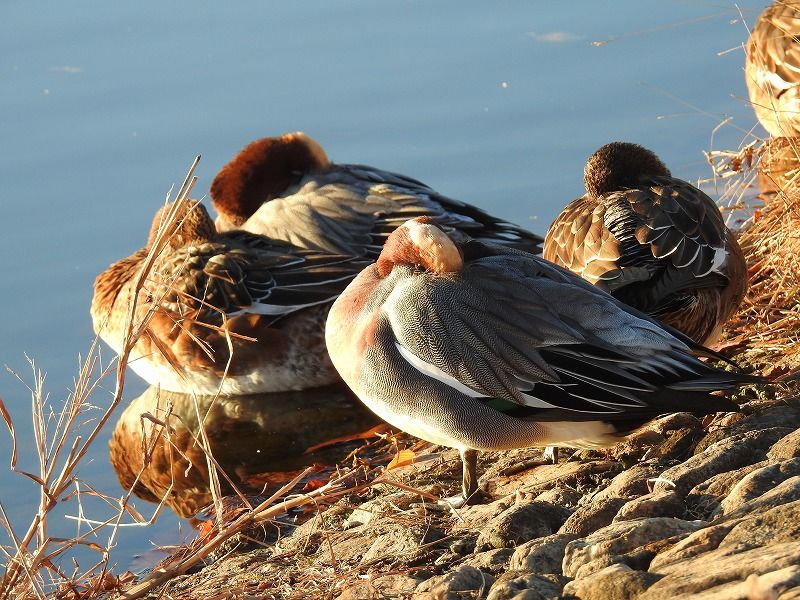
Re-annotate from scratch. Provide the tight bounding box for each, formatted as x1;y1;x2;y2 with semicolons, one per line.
544;142;747;345
746;2;800;136
326;217;760;501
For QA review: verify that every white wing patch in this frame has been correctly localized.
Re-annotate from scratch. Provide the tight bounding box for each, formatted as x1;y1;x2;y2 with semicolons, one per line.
395;342;485;398
394;342;561;409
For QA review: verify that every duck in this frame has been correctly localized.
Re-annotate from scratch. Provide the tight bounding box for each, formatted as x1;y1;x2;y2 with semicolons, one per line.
210;132;542;255
745;1;800;137
543;142;747;346
326;217;761;504
92;198;370;395
93;135;542;395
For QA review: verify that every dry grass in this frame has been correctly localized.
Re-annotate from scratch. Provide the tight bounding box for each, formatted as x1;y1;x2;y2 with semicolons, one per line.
707;137;800;376
0;160;204;599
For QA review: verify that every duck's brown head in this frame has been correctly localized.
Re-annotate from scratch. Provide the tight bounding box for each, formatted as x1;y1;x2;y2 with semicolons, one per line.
376;217;463;277
210;132;331;230
147;198;216;249
584;142;671;198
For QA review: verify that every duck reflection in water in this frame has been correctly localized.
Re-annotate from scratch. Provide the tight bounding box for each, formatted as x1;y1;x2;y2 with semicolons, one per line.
109;384;382;519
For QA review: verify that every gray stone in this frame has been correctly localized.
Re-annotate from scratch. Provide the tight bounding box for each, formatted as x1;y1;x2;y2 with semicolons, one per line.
647;412;702;435
476;502;570;550
649;523;739;571
723;476;800;520
720;458;800;514
461;548;514;575
562;564;661;600
684;461;767;519
654;428;791;494
337;574;422;599
486;572;566;600
416;565;495;599
642;541;800;598
613;491;686;522
508;533;577;575
533;487;581;508
768;427;800;461
558;497;630;537
642;426;703;461
361;523;446;564
590;462;663;503
686;566;800;600
563;518;704;578
694;405;800;454
722;498;800;547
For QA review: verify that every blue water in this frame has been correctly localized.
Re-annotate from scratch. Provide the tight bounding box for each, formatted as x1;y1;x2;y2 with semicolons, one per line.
0;0;766;578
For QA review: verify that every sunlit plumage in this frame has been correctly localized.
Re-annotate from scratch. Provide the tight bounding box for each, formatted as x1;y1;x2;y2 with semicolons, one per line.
91;199;366;394
544;142;747;345
326;217;759;503
92;133;542;394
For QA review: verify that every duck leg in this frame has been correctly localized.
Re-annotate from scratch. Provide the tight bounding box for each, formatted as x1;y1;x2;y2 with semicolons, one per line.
461;448;479;502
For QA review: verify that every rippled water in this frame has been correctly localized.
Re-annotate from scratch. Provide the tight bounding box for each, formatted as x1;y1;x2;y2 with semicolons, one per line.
0;0;766;574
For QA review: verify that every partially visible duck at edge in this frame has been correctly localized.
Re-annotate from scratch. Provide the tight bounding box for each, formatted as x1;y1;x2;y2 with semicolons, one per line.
91;199;368;395
745;1;800;137
210;131;542;255
326;217;762;504
543;142;747;346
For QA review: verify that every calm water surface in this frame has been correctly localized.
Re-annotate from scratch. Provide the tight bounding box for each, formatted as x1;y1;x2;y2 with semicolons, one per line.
0;0;766;573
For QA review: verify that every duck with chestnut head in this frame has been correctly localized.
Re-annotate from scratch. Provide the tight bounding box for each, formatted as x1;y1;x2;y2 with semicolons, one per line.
210;132;542;255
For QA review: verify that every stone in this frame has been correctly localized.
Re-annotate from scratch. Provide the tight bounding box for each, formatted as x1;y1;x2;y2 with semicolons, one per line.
476;502;570;550
642;541;800;598
649;523;739;571
720;458;800;514
684;461;767;519
416;565;495;599
461;548;514;575
362;523;446;563
647;412;702;435
533;487;581;508
508;533;578;574
768;427;800;461
558;497;629;537
694;405;800;454
685;566;800;600
562;564;661;600
590;462;663;503
613;491;685;522
722;476;800;520
486;572;566;600
722;499;800;547
337;574;422;599
563;518;704;578
642;427;703;461
653;428;791;495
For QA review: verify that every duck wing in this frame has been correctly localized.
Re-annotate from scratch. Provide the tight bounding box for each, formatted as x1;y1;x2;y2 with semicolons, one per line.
384;242;751;422
238;164;541;256
148;232;369;325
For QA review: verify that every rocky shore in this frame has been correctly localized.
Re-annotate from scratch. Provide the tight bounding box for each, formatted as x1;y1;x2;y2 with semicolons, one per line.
139;387;800;599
